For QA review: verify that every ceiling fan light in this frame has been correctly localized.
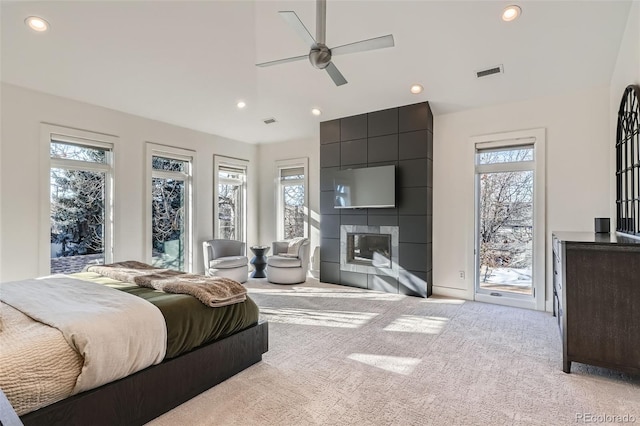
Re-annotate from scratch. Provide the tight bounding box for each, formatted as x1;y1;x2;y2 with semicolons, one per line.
25;16;49;32
502;5;521;22
311;108;322;116
410;84;424;94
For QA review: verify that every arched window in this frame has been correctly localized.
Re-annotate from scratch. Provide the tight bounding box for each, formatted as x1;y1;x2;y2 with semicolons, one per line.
616;85;640;235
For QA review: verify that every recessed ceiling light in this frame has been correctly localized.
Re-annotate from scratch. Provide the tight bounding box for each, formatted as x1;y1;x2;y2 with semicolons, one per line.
311;108;322;116
25;16;49;32
410;84;424;94
502;5;521;22
237;101;246;109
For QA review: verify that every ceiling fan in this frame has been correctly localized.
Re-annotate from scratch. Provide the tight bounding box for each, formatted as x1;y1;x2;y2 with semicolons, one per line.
256;0;394;86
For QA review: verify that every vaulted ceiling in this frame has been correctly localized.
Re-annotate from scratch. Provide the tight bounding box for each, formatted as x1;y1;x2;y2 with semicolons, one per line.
1;1;632;144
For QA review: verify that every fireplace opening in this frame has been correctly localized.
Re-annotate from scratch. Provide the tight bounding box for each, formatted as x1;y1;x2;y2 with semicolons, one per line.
347;233;392;268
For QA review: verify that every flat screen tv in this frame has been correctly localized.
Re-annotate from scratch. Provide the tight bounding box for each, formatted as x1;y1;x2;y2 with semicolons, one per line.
333;165;396;209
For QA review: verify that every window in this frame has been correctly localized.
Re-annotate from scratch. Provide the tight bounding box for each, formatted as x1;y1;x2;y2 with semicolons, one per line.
148;144;194;272
276;158;309;240
472;129;546;311
616;85;640;235
47;132;114;274
214;156;248;242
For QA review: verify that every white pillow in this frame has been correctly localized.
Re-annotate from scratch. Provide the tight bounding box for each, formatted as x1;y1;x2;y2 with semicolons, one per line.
287;237;306;256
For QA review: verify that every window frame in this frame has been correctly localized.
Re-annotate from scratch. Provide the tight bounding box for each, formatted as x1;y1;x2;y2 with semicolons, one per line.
275;157;309;241
471;129;546;311
40;124;117;276
146;143;196;272
213;155;248;243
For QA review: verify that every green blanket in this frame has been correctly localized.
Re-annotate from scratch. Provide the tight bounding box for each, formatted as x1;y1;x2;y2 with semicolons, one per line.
70;272;259;359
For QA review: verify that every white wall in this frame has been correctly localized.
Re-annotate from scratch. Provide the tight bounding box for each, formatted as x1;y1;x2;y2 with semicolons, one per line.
256;138;320;268
0;83;258;281
609;1;640;220
433;85;611;309
0;84;3;280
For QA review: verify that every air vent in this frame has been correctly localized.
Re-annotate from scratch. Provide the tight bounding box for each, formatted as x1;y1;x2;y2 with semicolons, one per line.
263;118;277;124
476;65;504;78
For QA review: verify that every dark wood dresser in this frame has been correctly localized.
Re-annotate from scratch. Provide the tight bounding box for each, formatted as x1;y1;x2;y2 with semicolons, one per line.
553;232;640;374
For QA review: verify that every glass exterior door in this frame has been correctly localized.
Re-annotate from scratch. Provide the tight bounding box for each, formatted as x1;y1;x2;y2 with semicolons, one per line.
475;146;536;301
477;170;533;295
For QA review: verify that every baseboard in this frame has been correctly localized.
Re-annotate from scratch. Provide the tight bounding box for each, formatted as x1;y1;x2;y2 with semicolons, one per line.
432;286;472;300
545;299;553;313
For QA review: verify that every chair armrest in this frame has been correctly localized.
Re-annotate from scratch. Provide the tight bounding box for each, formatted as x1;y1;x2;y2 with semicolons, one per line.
272;241;290;255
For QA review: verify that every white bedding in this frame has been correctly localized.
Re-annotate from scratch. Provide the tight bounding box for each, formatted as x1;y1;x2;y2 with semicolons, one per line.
0;276;167;394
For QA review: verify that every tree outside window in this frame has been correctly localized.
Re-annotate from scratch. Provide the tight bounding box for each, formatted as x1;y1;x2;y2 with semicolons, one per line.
49;141;111;273
277;162;307;241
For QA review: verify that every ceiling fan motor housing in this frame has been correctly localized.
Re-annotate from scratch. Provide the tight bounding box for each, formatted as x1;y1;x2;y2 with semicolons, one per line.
309;44;332;69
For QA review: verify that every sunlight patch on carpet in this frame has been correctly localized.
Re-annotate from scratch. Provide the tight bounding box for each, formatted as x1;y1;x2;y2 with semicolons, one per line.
259;307;378;328
248;287;405;301
383;315;449;334
347;353;421;375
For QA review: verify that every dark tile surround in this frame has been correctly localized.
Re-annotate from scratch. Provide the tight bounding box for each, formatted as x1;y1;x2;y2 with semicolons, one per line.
319;102;433;297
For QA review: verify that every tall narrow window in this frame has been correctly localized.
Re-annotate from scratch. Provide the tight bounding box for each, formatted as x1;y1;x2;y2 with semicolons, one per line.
214;156;248;242
472;129;545;311
49;137;113;273
276;158;309;240
149;146;193;271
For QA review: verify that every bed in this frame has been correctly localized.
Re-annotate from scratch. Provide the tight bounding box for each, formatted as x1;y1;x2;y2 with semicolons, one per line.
0;264;268;426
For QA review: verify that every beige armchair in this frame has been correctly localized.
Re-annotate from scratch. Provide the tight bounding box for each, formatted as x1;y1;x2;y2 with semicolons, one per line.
202;239;248;283
266;238;310;284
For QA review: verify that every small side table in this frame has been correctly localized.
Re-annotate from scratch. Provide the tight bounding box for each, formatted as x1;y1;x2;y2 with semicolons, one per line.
250;246;270;278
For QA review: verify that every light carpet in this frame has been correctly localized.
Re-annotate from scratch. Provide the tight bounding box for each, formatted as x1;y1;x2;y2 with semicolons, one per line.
148;278;640;425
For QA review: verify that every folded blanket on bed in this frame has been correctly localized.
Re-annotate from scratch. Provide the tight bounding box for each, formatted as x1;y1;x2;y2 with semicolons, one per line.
87;261;247;307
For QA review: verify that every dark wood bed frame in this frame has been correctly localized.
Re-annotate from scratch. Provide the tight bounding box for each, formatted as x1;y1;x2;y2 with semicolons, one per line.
19;320;268;426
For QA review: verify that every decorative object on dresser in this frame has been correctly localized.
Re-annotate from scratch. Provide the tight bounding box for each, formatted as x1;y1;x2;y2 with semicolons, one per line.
594;217;610;233
552;232;640;375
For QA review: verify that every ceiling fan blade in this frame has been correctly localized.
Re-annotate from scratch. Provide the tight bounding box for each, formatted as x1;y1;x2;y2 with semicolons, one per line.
256;54;308;68
331;34;395;56
325;62;347;86
279;11;316;48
